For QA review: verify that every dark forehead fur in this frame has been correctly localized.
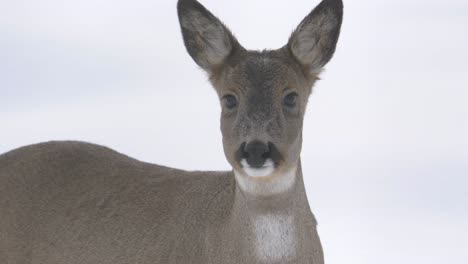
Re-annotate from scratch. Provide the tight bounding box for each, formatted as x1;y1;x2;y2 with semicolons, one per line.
237;49;301;78
244;51;288;90
212;48;309;92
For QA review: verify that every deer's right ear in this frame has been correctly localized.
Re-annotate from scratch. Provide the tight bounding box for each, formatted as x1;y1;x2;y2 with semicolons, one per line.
177;0;241;73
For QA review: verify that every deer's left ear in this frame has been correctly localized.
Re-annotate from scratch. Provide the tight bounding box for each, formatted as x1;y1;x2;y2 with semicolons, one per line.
177;0;242;73
287;0;343;75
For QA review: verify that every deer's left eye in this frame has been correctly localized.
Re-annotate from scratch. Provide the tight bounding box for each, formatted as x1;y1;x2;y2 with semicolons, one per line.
283;92;298;107
222;94;238;109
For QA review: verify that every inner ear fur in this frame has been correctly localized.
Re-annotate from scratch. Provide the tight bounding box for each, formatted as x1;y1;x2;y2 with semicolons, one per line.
177;0;243;73
287;0;343;75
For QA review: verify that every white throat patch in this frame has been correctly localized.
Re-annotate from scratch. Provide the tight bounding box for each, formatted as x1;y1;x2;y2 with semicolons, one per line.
253;214;297;262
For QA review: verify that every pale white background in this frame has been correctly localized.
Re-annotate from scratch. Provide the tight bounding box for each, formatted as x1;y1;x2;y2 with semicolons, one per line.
1;0;467;263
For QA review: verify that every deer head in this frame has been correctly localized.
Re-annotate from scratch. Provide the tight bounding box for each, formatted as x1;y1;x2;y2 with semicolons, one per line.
177;0;343;196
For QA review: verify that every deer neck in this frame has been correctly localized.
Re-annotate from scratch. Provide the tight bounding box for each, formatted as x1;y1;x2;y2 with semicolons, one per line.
229;160;313;262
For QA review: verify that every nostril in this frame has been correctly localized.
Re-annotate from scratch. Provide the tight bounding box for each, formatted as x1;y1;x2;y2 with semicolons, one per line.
240;142;248;158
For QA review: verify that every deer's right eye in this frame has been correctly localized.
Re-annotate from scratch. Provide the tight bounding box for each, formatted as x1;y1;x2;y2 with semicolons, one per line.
222;95;238;110
283;92;298;108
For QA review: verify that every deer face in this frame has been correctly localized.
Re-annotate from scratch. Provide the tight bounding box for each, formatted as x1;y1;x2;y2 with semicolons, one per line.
178;0;343;195
213;51;314;179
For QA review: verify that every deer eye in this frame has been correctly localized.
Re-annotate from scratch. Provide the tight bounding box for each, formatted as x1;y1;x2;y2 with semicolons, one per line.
222;94;238;109
283;92;298;107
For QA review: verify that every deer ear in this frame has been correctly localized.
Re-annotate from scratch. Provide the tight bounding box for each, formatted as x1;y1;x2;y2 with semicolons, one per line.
177;0;241;72
288;0;343;74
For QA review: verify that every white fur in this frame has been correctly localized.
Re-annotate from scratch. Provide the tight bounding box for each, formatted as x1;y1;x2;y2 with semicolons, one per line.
253;214;297;262
241;159;275;177
234;167;297;196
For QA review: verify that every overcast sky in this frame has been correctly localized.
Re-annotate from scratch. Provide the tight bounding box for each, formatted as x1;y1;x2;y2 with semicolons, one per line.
1;0;467;263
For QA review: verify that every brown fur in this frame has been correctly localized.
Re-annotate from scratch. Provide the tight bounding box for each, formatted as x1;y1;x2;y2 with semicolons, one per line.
0;0;343;263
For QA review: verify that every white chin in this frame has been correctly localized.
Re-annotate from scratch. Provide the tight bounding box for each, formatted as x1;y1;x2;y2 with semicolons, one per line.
241;159;275;177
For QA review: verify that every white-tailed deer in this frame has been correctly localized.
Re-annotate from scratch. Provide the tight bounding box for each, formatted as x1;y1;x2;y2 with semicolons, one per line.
0;0;343;263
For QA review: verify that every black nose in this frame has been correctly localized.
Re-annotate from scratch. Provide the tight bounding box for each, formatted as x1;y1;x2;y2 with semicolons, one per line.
242;141;270;168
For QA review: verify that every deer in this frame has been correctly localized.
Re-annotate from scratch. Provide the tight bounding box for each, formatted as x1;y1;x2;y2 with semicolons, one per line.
0;0;343;263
